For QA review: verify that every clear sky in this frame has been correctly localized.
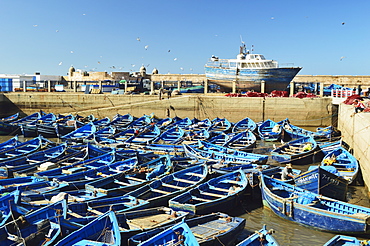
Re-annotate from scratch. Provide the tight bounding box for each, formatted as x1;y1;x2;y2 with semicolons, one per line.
0;0;369;76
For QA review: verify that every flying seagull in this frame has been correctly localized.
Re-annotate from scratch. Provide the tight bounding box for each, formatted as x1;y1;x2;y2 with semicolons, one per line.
340;56;346;61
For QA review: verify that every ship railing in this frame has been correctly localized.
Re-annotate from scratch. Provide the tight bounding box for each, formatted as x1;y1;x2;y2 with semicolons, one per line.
206;59;230;68
331;89;355;98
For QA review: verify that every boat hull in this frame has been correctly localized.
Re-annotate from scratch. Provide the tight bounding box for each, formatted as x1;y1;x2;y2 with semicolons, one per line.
205;66;302;92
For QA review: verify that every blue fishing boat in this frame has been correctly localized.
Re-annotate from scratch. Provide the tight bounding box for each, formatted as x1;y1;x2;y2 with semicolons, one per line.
260;174;370;234
0;112;19;122
0;142;68;178
232;117;257;133
323;235;370;245
258;119;282;142
60;122;97;143
208;133;234;146
183;118;212;132
0;135;20;151
318;140;342;156
281;119;334;140
152;117;173;129
236;225;279;246
118;207;188;244
137;220;200;246
204;43;301;92
126;125;161;145
321;147;359;184
85;155;173;196
182;128;211;145
36;114;76;138
129;213;245;246
127;115;151;129
152;126;186;144
294;166;348;201
0;136;46;161
169;170;248;215
184;140;268;164
0;190;28;227
271;136;321;165
54;211;121;246
21;113;57;137
208;117;232;134
223;130;257;152
0;111;42;135
0;200;67;246
164;117;192;130
107;113;134;131
88;164;208;213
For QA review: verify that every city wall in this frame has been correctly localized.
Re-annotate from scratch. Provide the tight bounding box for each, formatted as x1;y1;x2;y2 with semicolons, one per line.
338;104;370;192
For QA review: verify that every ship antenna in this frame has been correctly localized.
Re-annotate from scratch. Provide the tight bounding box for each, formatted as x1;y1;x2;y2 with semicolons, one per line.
239;35;247;54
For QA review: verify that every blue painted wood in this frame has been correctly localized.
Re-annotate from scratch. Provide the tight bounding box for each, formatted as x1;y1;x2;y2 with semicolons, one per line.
236;225;279;246
258;119;282;142
260;175;370;234
169;170;248;215
323;235;370;245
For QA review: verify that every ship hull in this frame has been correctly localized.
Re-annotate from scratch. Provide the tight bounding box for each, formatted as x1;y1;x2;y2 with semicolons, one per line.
205;66;302;92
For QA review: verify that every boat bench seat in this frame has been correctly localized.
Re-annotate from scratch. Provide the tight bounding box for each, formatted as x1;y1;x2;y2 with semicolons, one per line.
151;188;171;194
125;176;145;182
161;183;182;189
191;196;213;202
185;172;204;177
200;191;223;198
27;144;39;148
173;178;197;184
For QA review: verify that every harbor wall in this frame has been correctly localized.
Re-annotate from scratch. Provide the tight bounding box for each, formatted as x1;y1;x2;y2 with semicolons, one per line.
338;104;370;192
0;93;334;126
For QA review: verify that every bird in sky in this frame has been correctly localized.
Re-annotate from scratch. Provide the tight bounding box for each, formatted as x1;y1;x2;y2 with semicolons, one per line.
58;62;62;66
340;56;346;61
144;45;149;50
70;51;74;54
137;37;141;42
342;22;345;25
174;58;177;61
33;25;38;27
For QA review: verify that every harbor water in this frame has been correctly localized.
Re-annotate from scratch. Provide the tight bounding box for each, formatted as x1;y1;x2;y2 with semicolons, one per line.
2;135;369;245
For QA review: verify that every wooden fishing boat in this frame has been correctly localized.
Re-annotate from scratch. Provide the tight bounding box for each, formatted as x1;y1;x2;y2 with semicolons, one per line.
60;122;97;143
182;128;211;145
21;113;57;137
232;117;257;133
0;136;47;162
0;111;42;135
136;220;200;246
236;225;279;246
0;176;45;193
127;115;152;129
0;190;29;227
208;117;232;134
281;120;333;140
126;125;161;145
142;144;185;156
208;133;234;146
129;213;246;246
17;189;107;210
0;142;68;178
0;200;67;246
318;140;342;156
183;118;212;132
184;140;268;164
164;117;192;130
323;235;370;246
153;117;173;129
294;166;348;201
15;143;108;178
85;155;173;196
0;135;20;150
321;146;359;184
34;151;120;182
258;119;282;141
54;211;121;246
260;174;370;234
92;116;111;127
0;112;19;122
270;136;322;165
107;113;134;131
36;114;75;138
169;170;248;215
152;126;186;144
55;119;85;138
223;130;257;152
87;164;208;213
